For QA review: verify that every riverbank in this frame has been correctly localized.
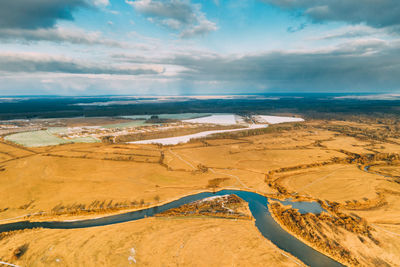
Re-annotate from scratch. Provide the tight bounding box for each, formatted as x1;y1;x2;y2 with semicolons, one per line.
0;189;346;267
0;190;309;267
268;200;400;266
0;216;304;267
0;185;318;226
268;202;351;266
0;187;253;224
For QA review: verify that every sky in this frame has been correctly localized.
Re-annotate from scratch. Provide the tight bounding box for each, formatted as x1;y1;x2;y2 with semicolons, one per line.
0;0;400;96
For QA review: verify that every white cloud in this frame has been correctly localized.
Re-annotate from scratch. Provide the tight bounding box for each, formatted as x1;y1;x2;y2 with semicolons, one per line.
180;18;217;38
162;19;182;30
126;0;217;37
93;0;110;7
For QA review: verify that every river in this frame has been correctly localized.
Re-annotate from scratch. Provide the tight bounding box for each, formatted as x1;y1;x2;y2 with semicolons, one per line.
0;190;344;267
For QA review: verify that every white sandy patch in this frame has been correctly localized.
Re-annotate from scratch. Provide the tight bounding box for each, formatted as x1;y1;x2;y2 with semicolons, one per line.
128;124;267;145
199;195;230;203
183;114;239;125
128;247;136;264
253;115;304;124
198;195;235;213
235;115;245;124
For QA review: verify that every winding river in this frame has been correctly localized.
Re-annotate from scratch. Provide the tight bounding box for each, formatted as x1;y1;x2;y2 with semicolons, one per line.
0;190;344;267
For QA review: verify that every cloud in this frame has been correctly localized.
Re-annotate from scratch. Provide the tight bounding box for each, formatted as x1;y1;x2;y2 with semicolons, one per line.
262;0;400;31
116;39;400;92
312;25;385;41
4;40;400;95
93;0;110;7
180;15;218;38
126;0;217;37
0;74;183;96
0;0;91;30
0;1;129;46
0;53;163;75
0;27;132;47
162;19;182;30
128;0;195;24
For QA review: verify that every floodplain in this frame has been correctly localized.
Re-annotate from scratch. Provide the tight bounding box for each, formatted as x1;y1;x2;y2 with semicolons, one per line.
1;114;400;266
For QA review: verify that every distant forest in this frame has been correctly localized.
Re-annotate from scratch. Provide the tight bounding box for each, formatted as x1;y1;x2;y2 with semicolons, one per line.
1;96;399;121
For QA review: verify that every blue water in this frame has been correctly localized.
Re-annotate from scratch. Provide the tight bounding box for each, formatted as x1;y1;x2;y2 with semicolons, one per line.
277;198;326;214
0;190;343;267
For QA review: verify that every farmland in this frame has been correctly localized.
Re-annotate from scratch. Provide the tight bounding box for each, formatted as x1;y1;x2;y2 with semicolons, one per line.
2;114;244;147
0;115;400;266
4;130;99;147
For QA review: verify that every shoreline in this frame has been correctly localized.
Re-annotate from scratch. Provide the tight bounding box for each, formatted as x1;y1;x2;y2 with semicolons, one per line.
0;187;262;225
0;186;326;226
0;187;310;267
0;187;343;267
268;202;350;267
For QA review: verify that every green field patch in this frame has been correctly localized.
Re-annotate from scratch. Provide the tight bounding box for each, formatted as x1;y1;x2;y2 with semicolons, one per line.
5;130;99;147
5;130;69;147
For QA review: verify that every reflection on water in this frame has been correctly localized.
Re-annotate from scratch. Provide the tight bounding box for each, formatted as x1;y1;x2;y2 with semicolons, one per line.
277;198;326;214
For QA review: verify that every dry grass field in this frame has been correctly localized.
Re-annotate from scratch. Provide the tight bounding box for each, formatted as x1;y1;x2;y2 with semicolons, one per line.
0;217;303;267
1;119;400;266
276;164;386;203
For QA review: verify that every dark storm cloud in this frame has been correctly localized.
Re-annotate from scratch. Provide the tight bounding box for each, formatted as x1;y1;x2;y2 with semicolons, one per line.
0;1;122;45
263;0;400;31
0;54;161;75
0;0;90;30
180;45;400;91
116;40;400;91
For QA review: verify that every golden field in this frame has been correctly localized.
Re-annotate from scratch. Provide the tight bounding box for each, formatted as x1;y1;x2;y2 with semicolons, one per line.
0;218;303;267
1;119;400;266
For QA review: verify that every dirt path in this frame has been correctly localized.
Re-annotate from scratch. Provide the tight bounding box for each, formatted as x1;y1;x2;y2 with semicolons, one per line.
168;148;250;189
297;166;347;192
372;224;400;237
168;149;196;169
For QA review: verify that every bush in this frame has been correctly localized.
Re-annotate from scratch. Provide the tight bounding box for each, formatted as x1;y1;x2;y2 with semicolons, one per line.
13;243;29;259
